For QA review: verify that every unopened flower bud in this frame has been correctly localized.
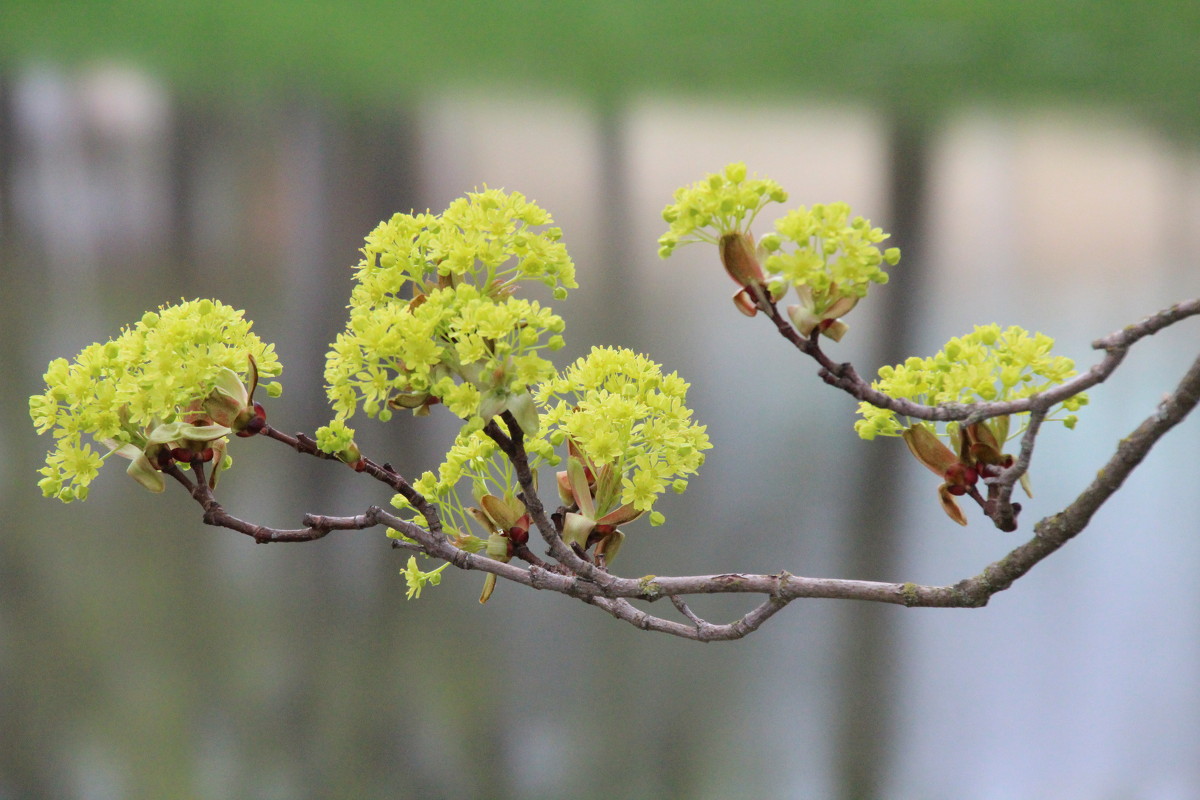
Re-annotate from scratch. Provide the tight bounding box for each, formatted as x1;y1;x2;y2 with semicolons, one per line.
235;403;267;437
733;286;760;317
338;441;362;466
718;232;765;288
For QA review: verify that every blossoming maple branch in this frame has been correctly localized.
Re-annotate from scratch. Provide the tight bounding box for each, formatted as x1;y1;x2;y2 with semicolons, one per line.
154;295;1196;640
754;281;1200;529
28;162;1200;641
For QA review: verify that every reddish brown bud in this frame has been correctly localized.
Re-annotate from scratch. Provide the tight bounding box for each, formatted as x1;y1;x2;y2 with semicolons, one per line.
237;404;267;437
944;462;978;489
718;231;765;288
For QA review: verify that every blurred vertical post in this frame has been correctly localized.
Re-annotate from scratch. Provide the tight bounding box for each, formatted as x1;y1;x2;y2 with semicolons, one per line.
832;115;930;800
591;95;639;346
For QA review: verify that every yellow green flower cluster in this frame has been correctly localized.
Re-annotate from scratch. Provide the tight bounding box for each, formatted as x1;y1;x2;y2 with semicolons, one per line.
314;418;361;465
360;188;576;299
388;345;711;576
659;163;899;337
658;162;787;258
315;418;355;453
854;324;1088;441
760;203;899;297
759;202;899;338
324;188;573;426
536;346;711;523
29;299;281;502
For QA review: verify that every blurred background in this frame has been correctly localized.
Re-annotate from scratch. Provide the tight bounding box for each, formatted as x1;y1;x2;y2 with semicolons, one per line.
3;2;1200;798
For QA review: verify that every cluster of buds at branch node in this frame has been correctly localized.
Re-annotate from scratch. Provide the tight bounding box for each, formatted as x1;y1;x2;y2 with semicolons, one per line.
106;356;271;493
469;492;532;604
902;417;1029;528
108;420;232;493
718;234;860;337
555;440;641;566
314;418;365;470
203;355;268;437
787;284;858;342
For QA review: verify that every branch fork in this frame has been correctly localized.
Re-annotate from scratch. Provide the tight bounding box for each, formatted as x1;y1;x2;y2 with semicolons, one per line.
176;296;1200;641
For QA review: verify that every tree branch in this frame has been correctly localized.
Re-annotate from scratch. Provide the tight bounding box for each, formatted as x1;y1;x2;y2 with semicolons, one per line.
483;414;616;585
164;461;371;543
158;299;1200;641
765;294;1200;425
986;408;1045;530
260;424;442;532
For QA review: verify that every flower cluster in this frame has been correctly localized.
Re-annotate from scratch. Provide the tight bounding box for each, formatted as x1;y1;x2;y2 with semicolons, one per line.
657;162;788;258
324;188;573;430
855;324;1088;525
536;347;711;554
314;418;361;466
658;162;788;316
327;189;714;589
659;163;898;335
760;202;900;340
359;188;576;299
391;426;555;543
29;299;281;502
855;325;1087;441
